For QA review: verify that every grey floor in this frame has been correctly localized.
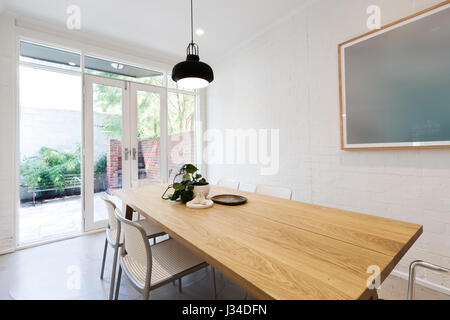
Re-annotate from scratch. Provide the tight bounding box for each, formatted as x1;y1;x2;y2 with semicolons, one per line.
0;232;448;300
0;232;250;300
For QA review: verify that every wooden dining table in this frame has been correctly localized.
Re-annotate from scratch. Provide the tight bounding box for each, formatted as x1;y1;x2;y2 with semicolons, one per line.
113;184;422;300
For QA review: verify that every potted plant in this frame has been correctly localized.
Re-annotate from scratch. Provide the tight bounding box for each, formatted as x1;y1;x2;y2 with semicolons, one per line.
166;164;209;204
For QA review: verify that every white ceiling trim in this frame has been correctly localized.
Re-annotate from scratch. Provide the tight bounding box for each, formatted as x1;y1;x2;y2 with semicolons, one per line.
12;10;179;71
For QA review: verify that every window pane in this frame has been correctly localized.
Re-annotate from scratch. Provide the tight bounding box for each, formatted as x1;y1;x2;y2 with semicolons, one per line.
20;41;81;72
137;91;161;181
85;56;164;86
168;92;196;180
19;65;82;244
93;84;123;222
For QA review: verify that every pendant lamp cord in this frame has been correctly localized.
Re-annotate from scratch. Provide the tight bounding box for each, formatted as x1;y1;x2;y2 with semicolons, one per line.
190;0;194;44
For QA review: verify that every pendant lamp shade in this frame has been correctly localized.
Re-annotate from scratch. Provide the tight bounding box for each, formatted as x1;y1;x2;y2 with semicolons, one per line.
172;0;214;89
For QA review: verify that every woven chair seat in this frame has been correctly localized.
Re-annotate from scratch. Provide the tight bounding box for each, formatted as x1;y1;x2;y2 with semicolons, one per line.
122;239;205;288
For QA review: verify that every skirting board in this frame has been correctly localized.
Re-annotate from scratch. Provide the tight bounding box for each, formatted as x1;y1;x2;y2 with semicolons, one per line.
0;247;14;255
392;269;450;296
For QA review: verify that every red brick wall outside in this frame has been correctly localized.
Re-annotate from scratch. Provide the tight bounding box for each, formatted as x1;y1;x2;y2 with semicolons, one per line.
106;131;195;189
107;139;122;189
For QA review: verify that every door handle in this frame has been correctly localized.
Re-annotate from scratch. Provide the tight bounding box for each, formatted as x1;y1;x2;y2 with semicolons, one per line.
124;148;130;161
133;148;137;161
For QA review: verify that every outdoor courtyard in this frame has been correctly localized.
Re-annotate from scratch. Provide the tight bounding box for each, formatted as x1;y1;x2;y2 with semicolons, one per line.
19;193;120;245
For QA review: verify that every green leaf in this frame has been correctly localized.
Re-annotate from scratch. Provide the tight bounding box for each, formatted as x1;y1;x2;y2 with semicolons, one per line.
181;190;194;204
173;182;185;191
170;190;181;201
183;173;191;181
185;164;198;174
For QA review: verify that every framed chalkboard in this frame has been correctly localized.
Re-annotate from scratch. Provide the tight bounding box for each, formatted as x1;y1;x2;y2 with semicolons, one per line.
339;1;450;150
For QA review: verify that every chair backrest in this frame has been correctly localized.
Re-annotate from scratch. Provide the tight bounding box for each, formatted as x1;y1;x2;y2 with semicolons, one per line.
115;208;152;272
131;179;160;188
255;184;292;200
102;193;119;235
217;178;240;190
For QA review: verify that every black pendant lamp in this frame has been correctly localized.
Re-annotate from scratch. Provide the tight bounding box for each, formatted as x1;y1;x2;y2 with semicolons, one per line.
172;0;214;89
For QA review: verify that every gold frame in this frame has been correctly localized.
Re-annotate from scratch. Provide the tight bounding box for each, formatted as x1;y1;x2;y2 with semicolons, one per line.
338;0;450;150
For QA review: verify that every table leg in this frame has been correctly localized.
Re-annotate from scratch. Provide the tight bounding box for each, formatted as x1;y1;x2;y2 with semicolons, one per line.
125;205;134;221
369;290;379;300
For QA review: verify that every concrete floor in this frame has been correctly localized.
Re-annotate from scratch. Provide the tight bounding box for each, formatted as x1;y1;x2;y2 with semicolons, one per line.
0;232;448;300
0;232;249;300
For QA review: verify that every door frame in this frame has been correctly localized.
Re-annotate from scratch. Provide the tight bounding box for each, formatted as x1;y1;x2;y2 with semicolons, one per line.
129;82;169;184
83;74;131;231
83;75;169;231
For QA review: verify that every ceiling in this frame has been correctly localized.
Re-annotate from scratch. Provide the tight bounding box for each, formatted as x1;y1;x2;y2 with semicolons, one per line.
1;0;305;62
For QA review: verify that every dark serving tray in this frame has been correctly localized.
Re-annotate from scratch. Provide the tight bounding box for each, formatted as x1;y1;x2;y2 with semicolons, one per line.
211;194;248;206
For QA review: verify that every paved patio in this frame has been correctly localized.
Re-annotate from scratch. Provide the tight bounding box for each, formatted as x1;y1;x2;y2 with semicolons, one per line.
19;193;120;245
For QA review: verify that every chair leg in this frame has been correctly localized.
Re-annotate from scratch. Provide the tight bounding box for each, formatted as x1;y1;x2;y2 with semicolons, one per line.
114;265;122;300
143;287;150;300
178;278;182;293
109;245;119;300
212;267;217;299
100;238;108;280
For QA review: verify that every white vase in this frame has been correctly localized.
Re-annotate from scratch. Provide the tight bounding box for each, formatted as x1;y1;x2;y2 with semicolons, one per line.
193;184;210;198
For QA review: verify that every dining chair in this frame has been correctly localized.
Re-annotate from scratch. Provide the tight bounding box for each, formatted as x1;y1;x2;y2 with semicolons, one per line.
100;193;166;300
407;260;449;300
255;184;292;200
114;208;215;300
217;178;240;190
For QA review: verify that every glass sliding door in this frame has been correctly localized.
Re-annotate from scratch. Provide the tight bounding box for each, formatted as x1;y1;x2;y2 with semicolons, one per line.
130;83;167;184
18;41;83;245
84;75;130;230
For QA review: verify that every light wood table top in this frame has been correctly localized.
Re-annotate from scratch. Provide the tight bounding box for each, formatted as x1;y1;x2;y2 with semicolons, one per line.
113;184;422;300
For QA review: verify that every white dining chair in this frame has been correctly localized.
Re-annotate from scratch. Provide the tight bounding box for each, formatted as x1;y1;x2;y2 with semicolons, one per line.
407;260;449;300
217;178;240;190
100;194;166;300
114;208;215;300
255;184;292;200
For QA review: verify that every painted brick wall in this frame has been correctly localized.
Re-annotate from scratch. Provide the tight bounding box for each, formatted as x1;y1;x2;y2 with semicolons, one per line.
106;131;195;188
0;14;16;254
206;0;450;291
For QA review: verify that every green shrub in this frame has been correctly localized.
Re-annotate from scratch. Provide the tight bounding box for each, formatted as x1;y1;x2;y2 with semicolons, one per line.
21;144;81;191
94;154;107;175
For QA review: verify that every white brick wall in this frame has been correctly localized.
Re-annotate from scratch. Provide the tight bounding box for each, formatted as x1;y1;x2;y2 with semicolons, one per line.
206;0;450;290
0;13;16;253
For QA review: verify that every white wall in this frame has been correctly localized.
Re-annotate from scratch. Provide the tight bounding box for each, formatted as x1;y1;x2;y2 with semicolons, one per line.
206;0;450;291
0;13;16;253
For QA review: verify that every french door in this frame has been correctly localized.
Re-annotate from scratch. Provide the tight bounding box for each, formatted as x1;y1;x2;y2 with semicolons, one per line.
84;74;167;231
